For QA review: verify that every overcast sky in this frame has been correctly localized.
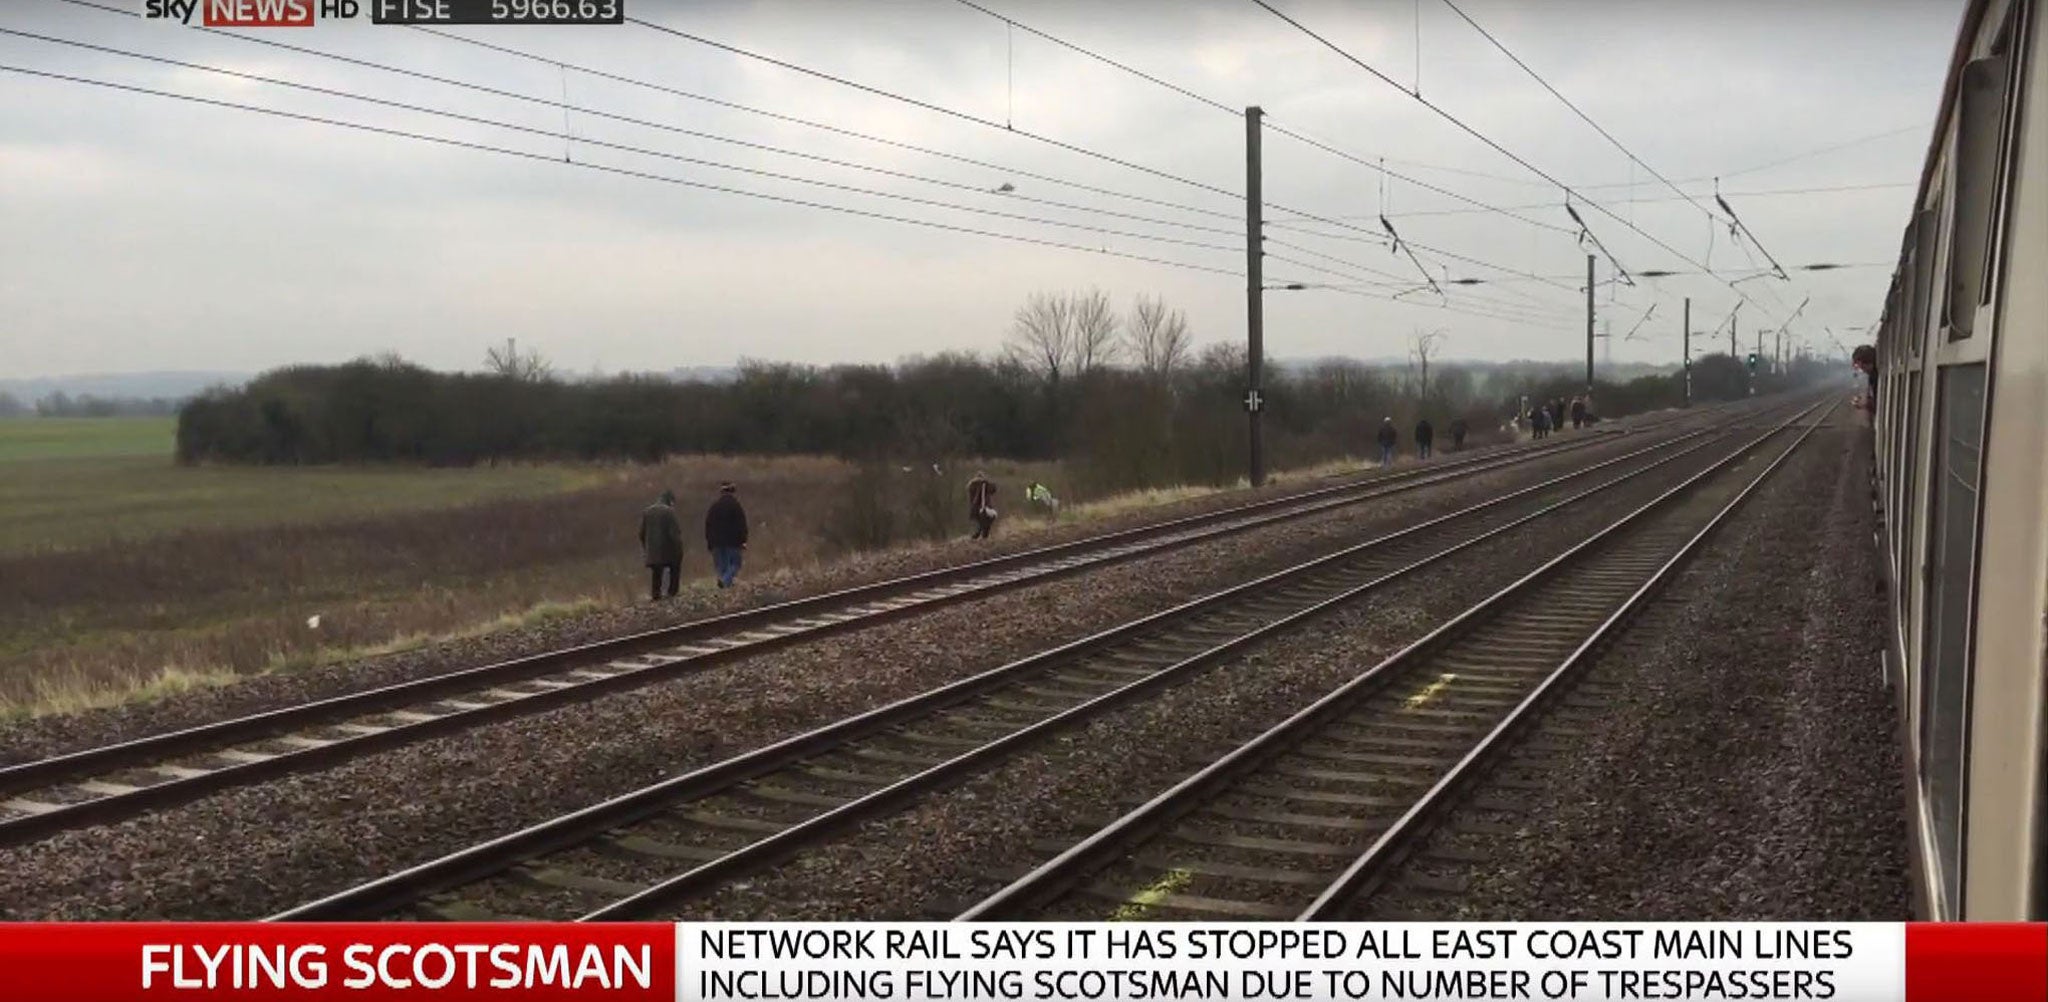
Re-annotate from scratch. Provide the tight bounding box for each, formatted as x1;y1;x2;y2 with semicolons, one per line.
0;0;1962;379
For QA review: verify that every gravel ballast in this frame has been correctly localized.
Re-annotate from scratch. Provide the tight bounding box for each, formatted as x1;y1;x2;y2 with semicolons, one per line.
647;433;1745;921
0;423;1700;920
1357;416;1910;920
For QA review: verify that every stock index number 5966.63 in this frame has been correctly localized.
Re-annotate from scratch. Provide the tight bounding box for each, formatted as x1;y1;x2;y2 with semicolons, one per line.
489;0;621;23
372;0;621;23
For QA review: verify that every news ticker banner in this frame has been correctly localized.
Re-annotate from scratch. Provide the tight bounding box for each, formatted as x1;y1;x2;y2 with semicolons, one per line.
0;922;2040;1002
144;1;623;28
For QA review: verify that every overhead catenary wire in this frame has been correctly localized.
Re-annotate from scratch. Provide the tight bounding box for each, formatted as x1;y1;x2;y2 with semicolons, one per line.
0;64;1250;279
1714;184;1791;280
624;16;1245;202
1267;253;1579;322
1255;223;1585;296
1711;123;1929;181
945;0;1587;195
631;0;1655;311
1550;126;1930;192
947;0;1241;117
947;0;1582;236
38;0;1812;345
621;16;1511;253
51;0;1245;226
9;54;1568;332
1305;284;1584;334
1438;0;1729;229
1249;0;1805;336
1257;118;1576;235
1278;181;1917;221
40;19;1550;320
1;29;1245;256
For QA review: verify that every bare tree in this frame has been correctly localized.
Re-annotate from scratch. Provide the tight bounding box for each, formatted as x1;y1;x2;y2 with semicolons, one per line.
1070;288;1121;378
485;337;553;382
1005;292;1076;387
1125;294;1193;378
1410;328;1448;404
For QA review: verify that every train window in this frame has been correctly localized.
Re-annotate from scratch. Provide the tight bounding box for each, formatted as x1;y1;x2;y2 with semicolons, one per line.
1898;369;1924;627
1910;208;1939;354
1944;53;2010;337
1920;362;1987;918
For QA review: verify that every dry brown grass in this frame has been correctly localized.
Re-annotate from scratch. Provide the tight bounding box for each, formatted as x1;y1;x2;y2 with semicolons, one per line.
0;455;849;715
0;448;1226;718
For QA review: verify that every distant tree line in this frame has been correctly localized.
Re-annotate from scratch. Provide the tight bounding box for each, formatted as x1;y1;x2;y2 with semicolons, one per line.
0;391;183;418
175;290;1841;492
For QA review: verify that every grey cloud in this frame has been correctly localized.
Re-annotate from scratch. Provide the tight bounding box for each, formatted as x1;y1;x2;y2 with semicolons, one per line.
0;0;1960;378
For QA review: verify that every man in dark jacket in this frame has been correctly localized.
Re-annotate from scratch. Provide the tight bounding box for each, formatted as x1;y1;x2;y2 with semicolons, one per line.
1570;396;1586;429
1449;417;1468;451
1414;417;1435;460
967;472;997;540
638;489;684;600
705;482;748;588
1376;417;1397;467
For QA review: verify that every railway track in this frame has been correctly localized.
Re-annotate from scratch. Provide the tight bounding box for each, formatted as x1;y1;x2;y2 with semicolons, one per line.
0;408;1716;847
269;403;1793;922
955;396;1833;922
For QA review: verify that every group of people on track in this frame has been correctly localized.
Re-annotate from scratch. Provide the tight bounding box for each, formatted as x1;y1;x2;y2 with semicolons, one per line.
638;483;749;600
633;469;1061;598
1375;416;1470;467
635;398;1595;597
1526;395;1594;438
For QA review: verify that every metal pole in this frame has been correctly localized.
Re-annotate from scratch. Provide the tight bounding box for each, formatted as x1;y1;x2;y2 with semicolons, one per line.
1730;303;1739;358
1245;105;1265;488
1682;297;1691;407
1753;327;1763;395
1585;254;1595;393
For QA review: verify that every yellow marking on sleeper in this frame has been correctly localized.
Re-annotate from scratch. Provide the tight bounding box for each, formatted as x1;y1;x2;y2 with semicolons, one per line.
1110;868;1192;921
1404;673;1458;710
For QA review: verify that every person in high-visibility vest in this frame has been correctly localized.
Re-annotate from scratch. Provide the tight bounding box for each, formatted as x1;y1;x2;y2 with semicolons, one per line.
1026;482;1059;514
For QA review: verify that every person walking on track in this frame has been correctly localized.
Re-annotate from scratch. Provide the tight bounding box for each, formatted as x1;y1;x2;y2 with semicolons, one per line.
638;489;684;601
1570;396;1587;430
1414;417;1435;460
704;482;748;589
1376;417;1398;467
1450;417;1468;451
968;471;998;540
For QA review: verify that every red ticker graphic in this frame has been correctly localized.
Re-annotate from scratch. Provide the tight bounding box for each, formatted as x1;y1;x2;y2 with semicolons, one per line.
202;0;315;26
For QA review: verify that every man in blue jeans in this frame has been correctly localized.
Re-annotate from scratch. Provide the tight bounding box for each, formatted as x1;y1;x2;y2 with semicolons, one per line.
704;482;749;588
1375;416;1398;467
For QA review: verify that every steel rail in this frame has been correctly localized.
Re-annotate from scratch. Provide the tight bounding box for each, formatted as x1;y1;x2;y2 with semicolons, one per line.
955;397;1827;920
0;417;1691;847
1296;397;1841;918
270;413;1747;922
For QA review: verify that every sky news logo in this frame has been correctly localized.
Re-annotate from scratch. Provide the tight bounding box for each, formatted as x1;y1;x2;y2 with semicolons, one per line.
142;1;361;27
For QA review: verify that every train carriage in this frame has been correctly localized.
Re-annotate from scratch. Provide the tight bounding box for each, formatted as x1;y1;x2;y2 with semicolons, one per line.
1874;0;2046;921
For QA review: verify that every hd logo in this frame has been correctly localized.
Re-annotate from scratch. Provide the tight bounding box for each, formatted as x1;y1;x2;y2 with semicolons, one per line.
143;0;360;26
